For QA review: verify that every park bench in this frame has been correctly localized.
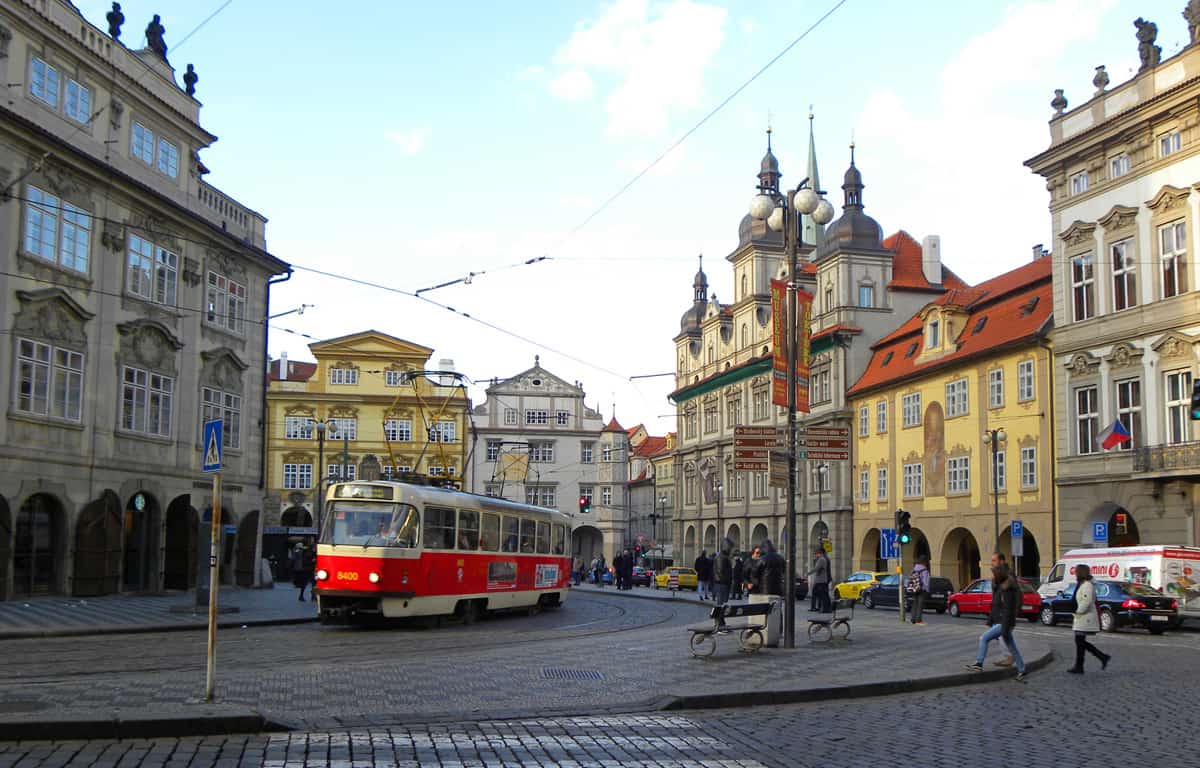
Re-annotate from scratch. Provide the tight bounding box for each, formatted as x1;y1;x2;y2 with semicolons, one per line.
687;601;776;657
806;598;854;642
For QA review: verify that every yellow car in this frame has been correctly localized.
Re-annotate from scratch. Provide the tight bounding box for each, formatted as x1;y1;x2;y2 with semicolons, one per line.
653;566;699;590
831;571;888;601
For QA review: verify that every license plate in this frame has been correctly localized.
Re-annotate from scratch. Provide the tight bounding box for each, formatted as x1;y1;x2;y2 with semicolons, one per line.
1151;615;1169;622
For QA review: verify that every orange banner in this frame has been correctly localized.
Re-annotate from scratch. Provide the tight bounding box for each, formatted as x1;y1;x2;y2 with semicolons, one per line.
771;280;813;412
796;288;812;414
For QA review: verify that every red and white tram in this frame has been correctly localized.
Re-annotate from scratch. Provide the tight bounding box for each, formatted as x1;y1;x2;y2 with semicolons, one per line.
315;480;573;624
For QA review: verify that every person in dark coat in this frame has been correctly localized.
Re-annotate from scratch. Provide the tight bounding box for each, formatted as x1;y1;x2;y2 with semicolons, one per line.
758;540;785;597
291;542;315;601
621;549;634;590
731;556;745;600
964;563;1028;681
613;551;626;590
694;550;713;600
713;542;733;606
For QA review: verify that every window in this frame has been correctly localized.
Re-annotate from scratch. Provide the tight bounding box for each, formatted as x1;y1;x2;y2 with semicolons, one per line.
427;465;456;477
23;185;91;274
1070;171;1089;195
486;440;502;461
1111;240;1137;312
501;516;519;552
1160;131;1182;157
525;485;556;508
30;57;61;107
877;467;888;501
283;463;313;490
727;467;745;500
752;471;768;499
601;445;612;462
329;417;356;441
530;441;555;462
685;408;698;437
329;367;358;385
876;400;888;434
384;419;411;442
752;390;768;421
684;474;695;505
812;371;831;404
129;122;180;178
859;469;869;501
1020;447;1037;489
927;320;941;348
1159;221;1188;299
946;379;968;417
1071;253;1095;321
484;483;503;498
119;366;173;437
503;408;517;425
62;76;92;123
858;285;874;308
428;421;457;442
422;506;456;550
1075;386;1099;455
812;466;830;493
16;338;83;421
1115;378;1141;451
285;416;314;439
384;370;404;387
520;519;536;553
131;122;155;164
601;486;613;505
726;395;743;426
479;513;499;551
902;463;923;498
126;234;176;306
201;386;241;449
1110;153;1130;179
536;521;551;554
157;138;179;178
703;403;718;433
988;369;1004;408
1165;370;1193;445
947;456;970;494
525;409;548;425
1018;360;1035;402
555;410;570;426
902;393;921;427
992;450;1006;492
580;442;595;463
824;287;834;313
458;510;479;550
328;463;355;481
206;272;247;334
859;405;869;437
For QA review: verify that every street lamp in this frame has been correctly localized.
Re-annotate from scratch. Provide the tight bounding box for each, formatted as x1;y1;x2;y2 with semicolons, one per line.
983;428;1007;552
815;462;829;536
314;419;340;537
653;494;667;562
748;171;835;648
714;481;723;552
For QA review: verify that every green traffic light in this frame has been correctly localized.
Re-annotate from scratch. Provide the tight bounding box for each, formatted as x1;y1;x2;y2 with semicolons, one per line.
899;533;911;544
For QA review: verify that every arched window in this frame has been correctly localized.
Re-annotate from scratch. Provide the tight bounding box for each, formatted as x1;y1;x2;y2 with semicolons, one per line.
741;273;748;299
741;323;748;347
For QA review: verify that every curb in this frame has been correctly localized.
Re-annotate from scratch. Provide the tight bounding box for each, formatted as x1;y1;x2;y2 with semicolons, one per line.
0;615;318;641
0;711;287;742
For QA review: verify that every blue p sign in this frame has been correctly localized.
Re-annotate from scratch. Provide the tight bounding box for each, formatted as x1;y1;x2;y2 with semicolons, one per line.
1092;522;1108;543
1011;520;1023;539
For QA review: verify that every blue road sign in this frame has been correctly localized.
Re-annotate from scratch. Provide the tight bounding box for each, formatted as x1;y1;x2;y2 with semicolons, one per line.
1092;521;1108;543
1011;520;1023;539
202;419;223;473
880;528;900;559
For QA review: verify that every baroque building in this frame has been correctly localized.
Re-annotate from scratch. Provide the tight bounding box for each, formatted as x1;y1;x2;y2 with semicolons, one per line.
1025;8;1200;551
0;2;288;599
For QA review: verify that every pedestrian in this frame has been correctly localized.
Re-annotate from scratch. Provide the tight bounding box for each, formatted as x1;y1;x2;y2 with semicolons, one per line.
613;550;626;590
964;563;1028;682
621;549;634;590
989;552;1015;667
291;542;315;601
749;539;785;646
745;547;761;596
907;553;931;625
713;541;733;607
731;555;745;600
694;549;712;600
808;546;831;613
573;555;584;586
596;554;607;587
1068;563;1111;674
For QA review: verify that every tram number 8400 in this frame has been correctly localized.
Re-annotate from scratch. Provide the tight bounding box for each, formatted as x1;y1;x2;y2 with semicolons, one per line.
337;571;359;581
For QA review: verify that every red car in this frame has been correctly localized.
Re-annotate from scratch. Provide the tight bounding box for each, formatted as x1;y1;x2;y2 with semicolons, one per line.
947;578;1041;622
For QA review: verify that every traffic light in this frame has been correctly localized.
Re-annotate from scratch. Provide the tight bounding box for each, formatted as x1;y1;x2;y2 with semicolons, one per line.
1191;380;1200;420
633;544;642;559
579;496;591;514
896;509;912;545
1115;512;1128;535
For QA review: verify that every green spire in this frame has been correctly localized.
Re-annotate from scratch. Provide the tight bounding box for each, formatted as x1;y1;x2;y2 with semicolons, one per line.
803;109;825;249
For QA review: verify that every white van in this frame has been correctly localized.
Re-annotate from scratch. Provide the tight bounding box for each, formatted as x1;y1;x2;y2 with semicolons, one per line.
1040;546;1200;620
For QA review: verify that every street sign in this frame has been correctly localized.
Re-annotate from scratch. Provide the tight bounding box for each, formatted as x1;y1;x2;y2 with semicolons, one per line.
1092;521;1108;543
768;451;789;488
797;438;850;449
880;528;900;559
800;426;851;439
734;460;769;471
804;450;850;461
1011;519;1024;557
202;419;223;473
1011;520;1023;539
734;448;773;459
735;426;784;437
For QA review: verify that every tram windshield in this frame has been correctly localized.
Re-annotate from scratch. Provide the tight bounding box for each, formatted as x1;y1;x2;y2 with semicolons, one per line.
322;502;420;548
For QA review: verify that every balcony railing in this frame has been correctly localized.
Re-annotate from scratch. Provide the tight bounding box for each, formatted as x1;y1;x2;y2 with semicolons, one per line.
1133;441;1200;473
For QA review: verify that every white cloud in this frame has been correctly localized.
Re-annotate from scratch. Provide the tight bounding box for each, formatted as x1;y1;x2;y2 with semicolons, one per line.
384;127;431;156
549;0;727;137
550;69;594;102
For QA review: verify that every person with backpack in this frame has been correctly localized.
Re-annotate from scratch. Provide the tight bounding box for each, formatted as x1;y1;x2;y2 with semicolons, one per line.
713;542;733;607
964;563;1028;682
907;554;931;624
1068;563;1111;674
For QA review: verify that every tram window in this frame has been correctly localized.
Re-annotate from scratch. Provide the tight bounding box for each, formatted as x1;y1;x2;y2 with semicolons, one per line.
535;521;550;554
323;502;417;548
520;518;536;553
458;509;480;550
552;524;565;555
480;512;499;551
423;505;456;550
502;516;520;553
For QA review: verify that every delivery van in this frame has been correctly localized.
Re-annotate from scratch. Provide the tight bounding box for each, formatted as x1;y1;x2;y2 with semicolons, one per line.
1040;546;1200;620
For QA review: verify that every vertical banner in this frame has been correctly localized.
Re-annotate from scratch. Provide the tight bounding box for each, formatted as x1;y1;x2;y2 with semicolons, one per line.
796;288;813;414
770;279;788;407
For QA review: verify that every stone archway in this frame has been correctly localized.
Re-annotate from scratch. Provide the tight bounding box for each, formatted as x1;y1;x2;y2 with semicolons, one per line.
999;523;1042;579
572;524;603;566
281;506;312;527
859;528;884;572
725;523;741;552
751;523;770;550
939;527;981;592
683;525;696;565
123;491;161;593
236;511;260;587
163;496;197;591
0;496;10;600
73;490;122;596
900;527;932;572
16;493;67;597
703;524;717;552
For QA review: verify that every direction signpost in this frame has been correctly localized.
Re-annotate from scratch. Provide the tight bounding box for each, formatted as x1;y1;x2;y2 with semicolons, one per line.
201;419;223;702
734;426;783;472
1011;519;1024;575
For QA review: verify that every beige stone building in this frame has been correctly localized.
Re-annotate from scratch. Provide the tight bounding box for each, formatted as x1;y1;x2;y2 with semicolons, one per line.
0;3;287;599
1025;10;1200;552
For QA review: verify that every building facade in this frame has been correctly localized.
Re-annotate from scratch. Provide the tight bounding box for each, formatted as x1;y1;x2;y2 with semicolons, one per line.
1025;10;1200;551
849;257;1056;588
626;429;669;562
0;2;287;599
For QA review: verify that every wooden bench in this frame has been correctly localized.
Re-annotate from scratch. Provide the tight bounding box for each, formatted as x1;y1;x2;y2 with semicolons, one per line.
807;598;854;642
687;601;775;657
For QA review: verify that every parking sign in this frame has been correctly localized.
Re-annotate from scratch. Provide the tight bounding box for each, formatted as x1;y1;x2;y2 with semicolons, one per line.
1092;521;1108;543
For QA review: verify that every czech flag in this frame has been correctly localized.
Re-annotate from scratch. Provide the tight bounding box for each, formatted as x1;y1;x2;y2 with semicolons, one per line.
1098;419;1131;450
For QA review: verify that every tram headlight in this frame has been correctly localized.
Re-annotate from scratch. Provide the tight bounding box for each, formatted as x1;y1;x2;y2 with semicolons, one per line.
368;572;381;584
315;569;329;581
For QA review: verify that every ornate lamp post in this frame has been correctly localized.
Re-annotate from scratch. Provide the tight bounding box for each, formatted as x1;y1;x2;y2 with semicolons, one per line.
314;419;339;537
983;428;1007;553
748;175;834;648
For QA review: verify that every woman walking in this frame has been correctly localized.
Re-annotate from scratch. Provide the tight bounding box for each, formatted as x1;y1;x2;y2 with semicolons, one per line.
1069;564;1111;674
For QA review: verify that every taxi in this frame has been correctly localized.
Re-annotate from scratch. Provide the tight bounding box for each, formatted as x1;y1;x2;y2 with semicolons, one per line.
831;571;888;601
653;566;699;590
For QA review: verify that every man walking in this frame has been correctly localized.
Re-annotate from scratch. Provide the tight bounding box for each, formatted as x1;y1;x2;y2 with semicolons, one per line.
990;552;1014;666
713;542;733;607
964;563;1028;682
808;546;831;613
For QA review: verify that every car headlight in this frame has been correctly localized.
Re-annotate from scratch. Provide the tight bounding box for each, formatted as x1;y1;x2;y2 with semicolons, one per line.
315;569;329;581
368;572;381;584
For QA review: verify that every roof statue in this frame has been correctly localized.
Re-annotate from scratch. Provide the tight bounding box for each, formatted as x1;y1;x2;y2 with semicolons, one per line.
183;64;198;96
1135;17;1160;71
1092;65;1109;96
1051;88;1068;115
1186;1;1200;45
106;3;124;40
146;14;168;62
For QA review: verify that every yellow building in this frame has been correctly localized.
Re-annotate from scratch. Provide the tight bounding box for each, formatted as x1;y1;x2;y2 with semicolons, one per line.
848;256;1055;589
265;331;469;541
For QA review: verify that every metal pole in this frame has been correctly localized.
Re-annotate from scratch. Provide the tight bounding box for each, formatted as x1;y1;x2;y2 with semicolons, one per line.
784;197;798;649
342;430;350;482
316;425;325;536
992;433;1000;553
205;471;222;701
898;535;906;624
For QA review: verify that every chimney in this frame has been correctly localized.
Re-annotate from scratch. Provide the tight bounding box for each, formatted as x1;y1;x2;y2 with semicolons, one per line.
1032;243;1046;261
279;350;288;382
921;235;942;285
438;358;454;386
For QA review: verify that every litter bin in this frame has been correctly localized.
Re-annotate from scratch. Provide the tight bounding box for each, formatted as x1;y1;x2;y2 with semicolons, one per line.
749;594;783;647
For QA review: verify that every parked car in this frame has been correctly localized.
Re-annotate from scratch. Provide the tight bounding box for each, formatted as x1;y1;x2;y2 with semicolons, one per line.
947;578;1041;622
631;566;654;587
654;566;699;590
1040;580;1180;634
861;574;953;614
831;571;888;601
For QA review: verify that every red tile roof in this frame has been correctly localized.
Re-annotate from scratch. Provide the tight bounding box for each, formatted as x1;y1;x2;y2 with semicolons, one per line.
633;435;668;458
848;256;1052;397
812;324;863;343
884;231;969;292
268;358;317;382
603;417;625;433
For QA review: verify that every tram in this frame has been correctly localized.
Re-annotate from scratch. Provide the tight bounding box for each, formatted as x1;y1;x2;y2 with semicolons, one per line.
315;478;573;624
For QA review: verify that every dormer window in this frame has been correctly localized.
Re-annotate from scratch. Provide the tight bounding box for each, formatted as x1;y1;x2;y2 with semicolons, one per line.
927;319;941;348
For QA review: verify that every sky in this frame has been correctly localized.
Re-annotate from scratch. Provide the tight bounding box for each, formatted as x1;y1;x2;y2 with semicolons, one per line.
76;0;1194;434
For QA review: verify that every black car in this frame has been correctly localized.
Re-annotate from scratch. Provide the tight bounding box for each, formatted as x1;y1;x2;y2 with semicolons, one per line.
861;574;953;614
631;566;653;587
1040;580;1180;634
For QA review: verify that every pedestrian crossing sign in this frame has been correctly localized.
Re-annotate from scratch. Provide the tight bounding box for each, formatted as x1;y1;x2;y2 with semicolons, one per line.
202;419;223;473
